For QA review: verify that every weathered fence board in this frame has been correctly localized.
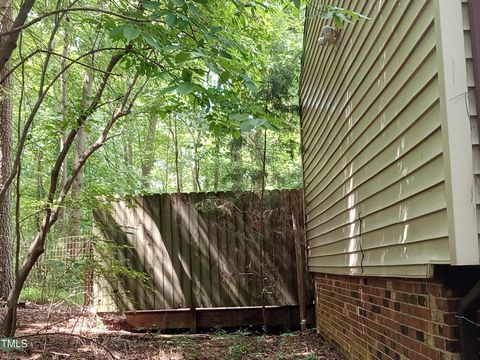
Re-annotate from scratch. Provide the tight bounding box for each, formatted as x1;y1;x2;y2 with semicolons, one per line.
93;189;309;312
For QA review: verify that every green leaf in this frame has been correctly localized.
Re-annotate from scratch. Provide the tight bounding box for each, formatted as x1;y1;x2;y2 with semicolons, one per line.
109;25;126;41
182;69;193;82
229;113;250;122
123;26;141;41
219;70;230;83
239;118;266;132
293;0;300;9
191;51;205;58
143;1;160;10
177;19;189;30
187;3;201;16
175;51;190;63
159;85;178;94
176;82;202;95
171;0;185;6
264;121;280;131
143;35;163;50
165;12;177;28
245;81;257;93
206;62;221;75
219;50;234;59
192;68;205;76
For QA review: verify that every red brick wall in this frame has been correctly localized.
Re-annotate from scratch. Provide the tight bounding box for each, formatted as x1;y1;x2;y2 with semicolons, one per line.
313;272;468;360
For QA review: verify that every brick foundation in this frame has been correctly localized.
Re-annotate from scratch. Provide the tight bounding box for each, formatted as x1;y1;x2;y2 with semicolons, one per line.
313;268;480;360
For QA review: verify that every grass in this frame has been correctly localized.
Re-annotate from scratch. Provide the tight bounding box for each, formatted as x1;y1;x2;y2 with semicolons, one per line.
20;286;84;305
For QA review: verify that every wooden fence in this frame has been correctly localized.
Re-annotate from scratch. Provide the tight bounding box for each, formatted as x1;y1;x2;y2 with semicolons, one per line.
93;189;309;313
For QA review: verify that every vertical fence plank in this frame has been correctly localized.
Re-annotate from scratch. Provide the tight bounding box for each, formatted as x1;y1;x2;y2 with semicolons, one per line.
246;192;260;306
235;194;247;305
169;194;183;308
217;193;233;306
176;194;192;309
223;191;238;306
142;196;155;309
207;195;221;307
188;193;199;307
159;194;173;308
195;192;212;307
135;197;148;309
121;199;137;310
291;189;307;331
283;190;296;305
265;190;278;306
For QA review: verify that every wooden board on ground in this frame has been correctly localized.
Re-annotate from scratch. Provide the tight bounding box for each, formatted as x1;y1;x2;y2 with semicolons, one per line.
124;304;315;331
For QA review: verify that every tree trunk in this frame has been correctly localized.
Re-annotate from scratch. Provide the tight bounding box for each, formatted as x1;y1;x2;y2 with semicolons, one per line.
71;127;85;235
192;135;201;192
70;70;92;257
4;217;51;336
173;116;181;193
191;144;200;192
35;152;45;230
141;117;158;190
230;135;243;190
124;135;133;167
213;139;220;191
0;0;13;302
58;29;68;220
163;137;169;193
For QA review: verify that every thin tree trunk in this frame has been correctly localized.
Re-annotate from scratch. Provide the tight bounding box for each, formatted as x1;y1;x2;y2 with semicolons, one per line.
35;153;44;230
14;32;25;279
124;135;133;167
14;165;20;278
213;139;219;191
230;135;242;190
191;144;201;192
70;69;92;258
163;138;169;192
191;163;198;192
0;0;13;302
141;117;158;190
173;115;181;193
71;39;96;236
193;135;201;192
58;27;68;220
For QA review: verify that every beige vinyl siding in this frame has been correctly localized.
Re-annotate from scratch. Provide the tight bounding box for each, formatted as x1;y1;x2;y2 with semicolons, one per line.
462;0;480;241
300;0;449;277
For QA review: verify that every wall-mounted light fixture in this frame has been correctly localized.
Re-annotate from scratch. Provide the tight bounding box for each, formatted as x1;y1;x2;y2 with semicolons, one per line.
318;25;339;46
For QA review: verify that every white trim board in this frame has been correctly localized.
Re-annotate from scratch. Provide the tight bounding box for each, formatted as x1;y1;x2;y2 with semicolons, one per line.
434;0;479;265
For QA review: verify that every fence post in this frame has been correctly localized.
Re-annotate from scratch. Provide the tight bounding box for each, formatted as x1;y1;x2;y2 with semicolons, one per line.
84;238;94;306
292;191;307;332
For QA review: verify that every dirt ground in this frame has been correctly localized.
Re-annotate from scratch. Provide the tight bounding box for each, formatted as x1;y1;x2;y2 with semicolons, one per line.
1;303;343;360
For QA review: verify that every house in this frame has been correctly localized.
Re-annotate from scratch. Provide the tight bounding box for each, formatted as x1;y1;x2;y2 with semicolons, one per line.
300;1;480;359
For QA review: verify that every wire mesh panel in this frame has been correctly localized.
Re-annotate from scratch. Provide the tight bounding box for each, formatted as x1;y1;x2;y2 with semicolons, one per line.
21;236;93;304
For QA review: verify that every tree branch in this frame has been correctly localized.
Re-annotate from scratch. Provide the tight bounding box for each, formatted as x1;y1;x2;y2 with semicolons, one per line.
0;47;124;84
0;7;151;38
0;0;36;71
0;47;126;202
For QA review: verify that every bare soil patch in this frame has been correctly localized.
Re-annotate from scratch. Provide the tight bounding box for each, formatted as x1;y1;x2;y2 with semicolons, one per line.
1;304;343;360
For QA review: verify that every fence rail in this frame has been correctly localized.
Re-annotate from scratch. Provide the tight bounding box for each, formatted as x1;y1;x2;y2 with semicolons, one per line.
93;189;309;313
